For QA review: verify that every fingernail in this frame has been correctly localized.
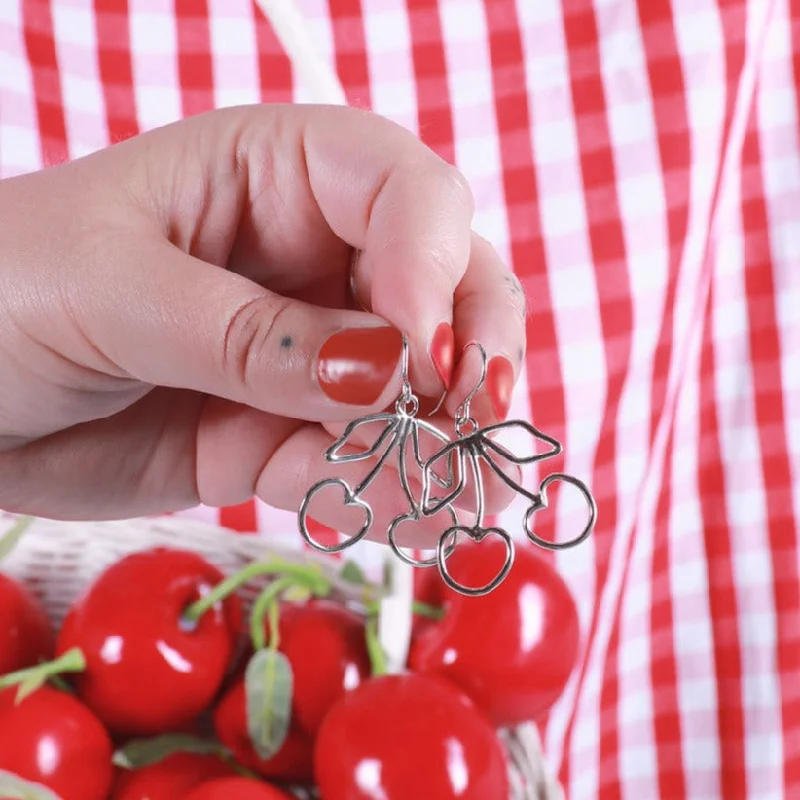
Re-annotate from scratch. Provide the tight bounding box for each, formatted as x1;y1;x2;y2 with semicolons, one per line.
430;322;455;389
486;356;515;420
318;326;403;405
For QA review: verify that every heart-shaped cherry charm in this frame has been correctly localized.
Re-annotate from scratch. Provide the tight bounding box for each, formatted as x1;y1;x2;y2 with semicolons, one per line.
436;526;515;596
298;477;373;554
523;472;596;550
387;505;459;568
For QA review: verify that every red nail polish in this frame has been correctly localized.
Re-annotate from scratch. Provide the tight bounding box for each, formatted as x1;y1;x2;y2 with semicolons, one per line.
486;356;514;420
430;322;455;389
317;327;403;405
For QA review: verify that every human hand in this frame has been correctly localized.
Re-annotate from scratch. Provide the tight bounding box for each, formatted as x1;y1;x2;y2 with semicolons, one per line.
0;105;526;543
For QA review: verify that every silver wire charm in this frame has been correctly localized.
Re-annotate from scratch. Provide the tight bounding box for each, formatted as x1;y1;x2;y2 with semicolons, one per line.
422;344;597;596
298;335;459;561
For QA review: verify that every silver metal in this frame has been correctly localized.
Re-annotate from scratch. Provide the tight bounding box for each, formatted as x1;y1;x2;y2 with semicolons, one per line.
421;343;597;596
427;387;448;418
437;524;514;596
299;334;459;563
523;472;596;550
453;342;488;434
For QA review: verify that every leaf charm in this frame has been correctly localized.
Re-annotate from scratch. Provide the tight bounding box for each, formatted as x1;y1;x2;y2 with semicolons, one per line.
325;414;398;463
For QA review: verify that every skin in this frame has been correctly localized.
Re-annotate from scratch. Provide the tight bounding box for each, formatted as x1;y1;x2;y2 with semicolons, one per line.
0;104;526;544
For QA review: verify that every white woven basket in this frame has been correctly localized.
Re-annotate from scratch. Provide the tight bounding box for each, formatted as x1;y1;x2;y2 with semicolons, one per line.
0;512;564;800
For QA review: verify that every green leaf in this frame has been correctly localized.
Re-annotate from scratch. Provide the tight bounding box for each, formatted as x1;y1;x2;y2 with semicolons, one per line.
0;517;33;564
112;734;226;769
0;771;63;800
245;648;293;760
339;560;367;586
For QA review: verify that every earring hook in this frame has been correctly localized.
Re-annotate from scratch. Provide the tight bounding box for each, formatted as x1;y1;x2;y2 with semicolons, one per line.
399;334;412;398
427;388;448;418
395;334;419;416
455;342;487;425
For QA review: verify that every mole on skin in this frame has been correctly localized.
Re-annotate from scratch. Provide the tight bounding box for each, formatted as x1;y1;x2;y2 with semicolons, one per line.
281;336;293;348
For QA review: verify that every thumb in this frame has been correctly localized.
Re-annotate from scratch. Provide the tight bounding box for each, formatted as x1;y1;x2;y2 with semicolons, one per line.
81;239;405;420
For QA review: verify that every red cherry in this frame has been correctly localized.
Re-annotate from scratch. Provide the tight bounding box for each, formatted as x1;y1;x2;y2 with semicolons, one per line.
0;686;113;800
55;548;241;736
409;538;580;726
314;673;509;799
213;676;314;784
183;777;294;800
263;599;371;735
110;751;236;800
0;573;54;674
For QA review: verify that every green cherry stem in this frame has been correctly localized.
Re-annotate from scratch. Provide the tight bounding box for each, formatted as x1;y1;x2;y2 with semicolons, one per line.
364;614;388;678
0;515;34;563
363;599;445;621
219;752;263;781
183;559;332;624
249;577;298;653
0;647;86;701
359;598;443;678
411;600;446;621
267;595;281;651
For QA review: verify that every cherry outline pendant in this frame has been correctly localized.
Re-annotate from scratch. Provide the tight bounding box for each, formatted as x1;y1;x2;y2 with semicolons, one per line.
420;344;597;596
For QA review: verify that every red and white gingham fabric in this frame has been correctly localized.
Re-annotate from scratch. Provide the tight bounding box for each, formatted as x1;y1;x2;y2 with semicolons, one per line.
2;0;800;797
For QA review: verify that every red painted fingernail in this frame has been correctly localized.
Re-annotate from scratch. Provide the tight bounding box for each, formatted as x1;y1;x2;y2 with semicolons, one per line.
486;355;515;420
317;326;403;405
430;322;455;389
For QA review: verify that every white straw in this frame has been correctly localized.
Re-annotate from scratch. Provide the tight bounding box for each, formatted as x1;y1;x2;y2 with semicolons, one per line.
252;0;348;105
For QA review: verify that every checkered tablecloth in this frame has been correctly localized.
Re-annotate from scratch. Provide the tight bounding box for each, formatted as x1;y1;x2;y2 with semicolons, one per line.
2;1;799;797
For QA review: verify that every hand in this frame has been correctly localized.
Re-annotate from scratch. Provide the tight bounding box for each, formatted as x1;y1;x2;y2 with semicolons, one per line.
0;105;526;541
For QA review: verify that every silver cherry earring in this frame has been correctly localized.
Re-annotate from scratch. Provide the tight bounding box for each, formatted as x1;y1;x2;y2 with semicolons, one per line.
420;344;597;596
298;335;459;558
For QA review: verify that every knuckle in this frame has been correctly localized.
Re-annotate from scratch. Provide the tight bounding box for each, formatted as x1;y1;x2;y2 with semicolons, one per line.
422;237;466;288
438;163;475;216
220;294;294;388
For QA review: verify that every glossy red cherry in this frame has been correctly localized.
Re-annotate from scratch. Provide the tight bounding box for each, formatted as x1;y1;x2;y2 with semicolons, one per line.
0;573;54;674
0;685;113;800
409;538;580;726
55;548;241;736
263;599;371;735
111;751;237;800
314;673;509;799
183;777;294;800
213;676;314;784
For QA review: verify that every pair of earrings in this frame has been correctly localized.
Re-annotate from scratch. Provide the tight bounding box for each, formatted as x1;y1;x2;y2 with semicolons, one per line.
298;337;596;596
